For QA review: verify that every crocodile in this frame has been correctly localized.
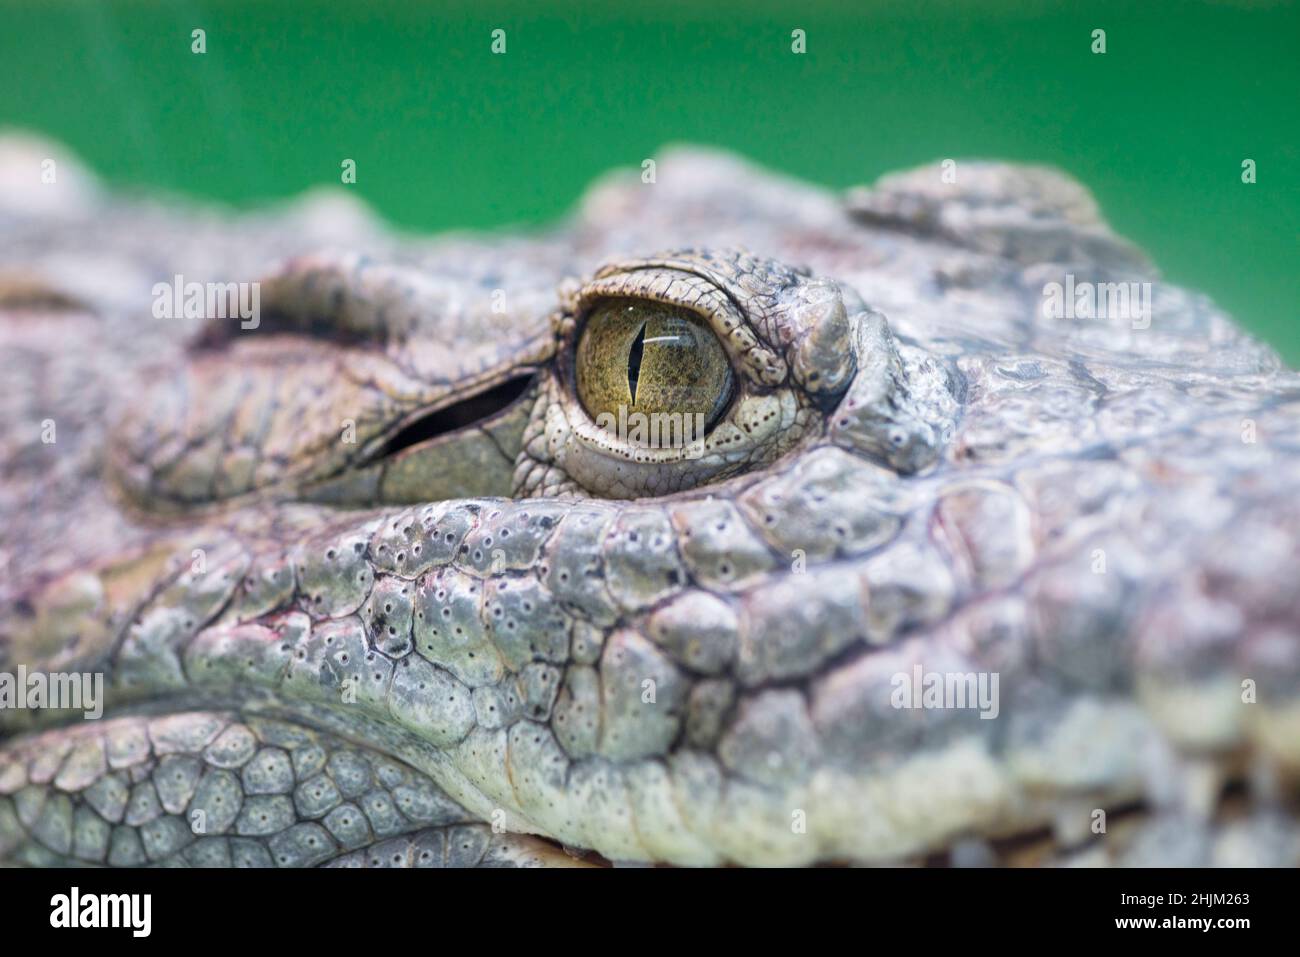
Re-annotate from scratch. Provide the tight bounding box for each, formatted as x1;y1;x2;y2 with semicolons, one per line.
1;134;1299;868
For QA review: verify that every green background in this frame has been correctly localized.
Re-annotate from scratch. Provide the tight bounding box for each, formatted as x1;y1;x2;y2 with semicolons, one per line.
3;0;1296;361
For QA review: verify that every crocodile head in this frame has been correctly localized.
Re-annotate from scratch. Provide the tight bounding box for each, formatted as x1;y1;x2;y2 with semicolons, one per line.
2;145;1299;867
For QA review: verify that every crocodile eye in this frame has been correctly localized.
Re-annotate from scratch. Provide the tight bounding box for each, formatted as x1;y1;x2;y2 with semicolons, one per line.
575;298;733;435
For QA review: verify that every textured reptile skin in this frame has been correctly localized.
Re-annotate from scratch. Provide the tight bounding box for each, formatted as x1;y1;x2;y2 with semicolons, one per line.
1;136;1298;867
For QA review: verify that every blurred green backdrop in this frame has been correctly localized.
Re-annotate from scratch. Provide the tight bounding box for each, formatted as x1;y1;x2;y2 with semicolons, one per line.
2;0;1296;361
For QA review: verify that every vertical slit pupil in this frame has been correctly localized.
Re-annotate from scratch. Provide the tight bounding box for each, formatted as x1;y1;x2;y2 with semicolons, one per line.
627;321;646;404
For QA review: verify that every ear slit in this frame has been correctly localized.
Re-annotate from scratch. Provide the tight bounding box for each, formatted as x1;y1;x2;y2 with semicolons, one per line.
373;373;534;459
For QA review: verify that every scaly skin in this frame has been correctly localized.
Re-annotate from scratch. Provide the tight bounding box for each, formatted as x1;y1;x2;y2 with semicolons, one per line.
2;135;1299;867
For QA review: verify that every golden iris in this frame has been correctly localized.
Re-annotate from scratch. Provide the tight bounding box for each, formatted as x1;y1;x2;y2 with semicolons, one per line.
575;299;733;435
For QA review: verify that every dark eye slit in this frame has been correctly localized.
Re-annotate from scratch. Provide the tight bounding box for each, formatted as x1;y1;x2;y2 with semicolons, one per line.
374;373;534;459
627;321;646;404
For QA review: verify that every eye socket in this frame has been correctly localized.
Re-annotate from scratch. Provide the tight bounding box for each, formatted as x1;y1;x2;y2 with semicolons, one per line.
575;298;733;437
